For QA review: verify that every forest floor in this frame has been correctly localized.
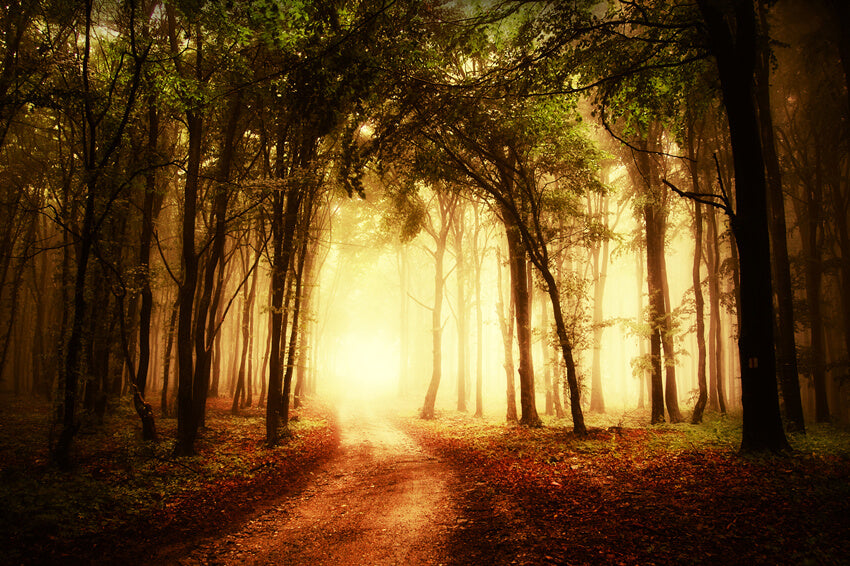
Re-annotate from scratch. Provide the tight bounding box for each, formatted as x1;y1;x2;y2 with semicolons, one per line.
2;393;850;565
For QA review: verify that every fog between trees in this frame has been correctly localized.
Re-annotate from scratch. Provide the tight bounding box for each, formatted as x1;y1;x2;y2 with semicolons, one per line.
0;0;847;465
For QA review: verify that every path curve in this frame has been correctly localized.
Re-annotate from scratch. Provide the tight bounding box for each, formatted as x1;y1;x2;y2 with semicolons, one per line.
175;401;458;565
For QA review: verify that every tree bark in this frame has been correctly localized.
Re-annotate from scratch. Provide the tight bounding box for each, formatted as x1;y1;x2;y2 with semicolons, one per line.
756;0;805;432
692;198;708;424
496;244;518;422
505;216;541;427
453;202;467;412
233;241;258;415
589;192;610;413
792;152;831;423
688;123;709;424
698;0;789;451
420;228;447;419
398;246;410;396
541;286;553;416
472;205;485;417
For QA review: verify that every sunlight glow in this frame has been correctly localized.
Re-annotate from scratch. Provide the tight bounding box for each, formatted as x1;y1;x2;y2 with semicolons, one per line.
327;332;400;402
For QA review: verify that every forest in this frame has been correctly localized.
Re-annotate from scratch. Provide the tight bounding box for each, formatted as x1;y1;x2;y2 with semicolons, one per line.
1;0;849;564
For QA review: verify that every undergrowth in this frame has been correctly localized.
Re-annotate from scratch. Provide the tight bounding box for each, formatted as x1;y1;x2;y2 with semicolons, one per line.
399;406;850;566
0;395;339;565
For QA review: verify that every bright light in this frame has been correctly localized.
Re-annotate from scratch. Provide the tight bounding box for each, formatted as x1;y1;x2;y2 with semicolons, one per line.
324;331;400;403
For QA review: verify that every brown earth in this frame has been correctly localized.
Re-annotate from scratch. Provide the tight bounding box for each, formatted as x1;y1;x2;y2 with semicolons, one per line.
155;401;468;566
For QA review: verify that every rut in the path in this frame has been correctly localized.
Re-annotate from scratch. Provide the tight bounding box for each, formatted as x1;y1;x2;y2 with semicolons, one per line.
173;403;459;566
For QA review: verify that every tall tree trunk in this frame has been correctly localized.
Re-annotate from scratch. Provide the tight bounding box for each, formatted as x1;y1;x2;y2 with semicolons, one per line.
232;242;258;415
191;91;242;433
294;232;315;409
636;244;647;409
692;199;708;424
589;193;610;413
496;244;518;422
53;185;95;467
282;201;314;425
645;202;666;425
756;0;805;432
794;154;831;423
172;9;205;457
266;184;300;444
688;124;709;424
540;269;586;434
54;1;144;464
209;262;226;400
659;238;684;423
473;217;484;417
174;108;202;457
698;0;789;451
421;224;448;419
628;130;669;424
454;203;467;412
541;287;553;416
398;246;410;397
505;217;541;427
137;97;163;398
161;294;178;417
705;204;724;413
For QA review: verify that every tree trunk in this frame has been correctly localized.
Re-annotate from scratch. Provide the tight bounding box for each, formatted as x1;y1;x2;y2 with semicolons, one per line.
541;287;553;416
659;237;684;423
692;199;708;424
540;268;586;434
160;294;178;417
421;233;447;419
698;0;789;451
496;244;518;422
639;172;667;425
232;242;258;415
589;192;610;414
137;97;163;399
282;204;314;425
173;108;203;457
705;204;724;413
171;10;205;457
294;232;316;409
472;205;485;417
266;184;300;444
398;246;410;397
506;217;541;427
636;245;647;409
793;153;831;423
688;124;709;424
756;0;805;432
453;203;467;412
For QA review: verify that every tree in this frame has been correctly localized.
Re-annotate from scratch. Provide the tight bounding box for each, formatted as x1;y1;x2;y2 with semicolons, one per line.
428;94;596;433
696;0;789;451
755;0;805;433
420;186;458;420
52;0;148;467
451;201;468;412
496;243;519;423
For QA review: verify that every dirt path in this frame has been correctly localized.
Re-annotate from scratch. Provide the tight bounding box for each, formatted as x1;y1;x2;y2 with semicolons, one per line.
173;402;459;565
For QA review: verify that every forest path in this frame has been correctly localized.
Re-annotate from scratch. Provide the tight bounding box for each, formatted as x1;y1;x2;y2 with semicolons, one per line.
173;400;459;565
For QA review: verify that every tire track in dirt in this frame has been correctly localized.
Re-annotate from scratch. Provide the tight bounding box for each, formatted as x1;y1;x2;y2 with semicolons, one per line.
173;402;459;565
